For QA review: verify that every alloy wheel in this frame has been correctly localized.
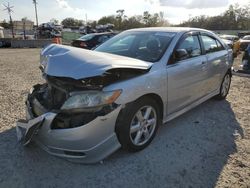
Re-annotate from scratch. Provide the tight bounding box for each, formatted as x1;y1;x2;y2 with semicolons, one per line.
221;74;230;97
129;105;157;146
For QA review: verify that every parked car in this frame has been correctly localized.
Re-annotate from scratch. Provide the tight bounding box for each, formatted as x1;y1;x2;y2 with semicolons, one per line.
239;35;250;51
71;32;115;49
238;31;250;38
241;44;250;71
16;27;233;163
38;23;62;39
79;25;96;35
219;34;240;57
219;34;239;42
221;38;233;48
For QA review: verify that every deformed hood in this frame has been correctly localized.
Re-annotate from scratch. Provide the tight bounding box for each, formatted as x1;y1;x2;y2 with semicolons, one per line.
41;44;152;80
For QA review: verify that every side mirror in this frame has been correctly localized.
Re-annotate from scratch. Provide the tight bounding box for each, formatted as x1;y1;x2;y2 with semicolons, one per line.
175;49;189;61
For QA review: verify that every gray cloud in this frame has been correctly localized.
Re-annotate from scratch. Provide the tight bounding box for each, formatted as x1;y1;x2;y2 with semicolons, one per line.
159;0;229;9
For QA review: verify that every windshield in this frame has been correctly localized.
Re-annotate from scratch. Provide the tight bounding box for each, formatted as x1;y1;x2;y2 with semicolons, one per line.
95;31;176;62
79;34;95;41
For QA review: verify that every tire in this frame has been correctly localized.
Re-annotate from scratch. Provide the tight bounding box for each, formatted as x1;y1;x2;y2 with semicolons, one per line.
115;96;160;152
214;72;231;100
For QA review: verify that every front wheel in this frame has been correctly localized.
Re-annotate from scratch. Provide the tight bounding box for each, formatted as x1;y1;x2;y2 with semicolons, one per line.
115;97;160;152
215;72;231;100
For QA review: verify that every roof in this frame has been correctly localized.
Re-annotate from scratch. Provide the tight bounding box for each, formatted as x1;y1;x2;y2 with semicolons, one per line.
125;27;213;34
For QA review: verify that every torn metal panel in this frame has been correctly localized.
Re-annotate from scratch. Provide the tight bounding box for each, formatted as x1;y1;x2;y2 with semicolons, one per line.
26;84;119;129
16;113;55;145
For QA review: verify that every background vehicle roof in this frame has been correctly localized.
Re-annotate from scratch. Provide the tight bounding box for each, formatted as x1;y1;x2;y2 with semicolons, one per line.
220;34;238;38
242;35;250;38
89;32;114;36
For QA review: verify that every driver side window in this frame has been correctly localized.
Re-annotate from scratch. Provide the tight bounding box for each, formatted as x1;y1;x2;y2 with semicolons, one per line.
176;35;202;61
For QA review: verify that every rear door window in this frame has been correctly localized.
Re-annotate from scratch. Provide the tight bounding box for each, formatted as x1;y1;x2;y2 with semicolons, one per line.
201;35;225;53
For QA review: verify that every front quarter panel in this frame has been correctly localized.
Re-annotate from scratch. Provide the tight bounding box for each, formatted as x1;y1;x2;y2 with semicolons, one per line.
103;63;167;109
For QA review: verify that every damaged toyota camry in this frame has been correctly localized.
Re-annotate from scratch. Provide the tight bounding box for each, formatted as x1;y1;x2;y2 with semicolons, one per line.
16;27;233;163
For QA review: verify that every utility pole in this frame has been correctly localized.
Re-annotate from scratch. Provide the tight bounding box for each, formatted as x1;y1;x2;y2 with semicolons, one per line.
33;0;39;27
3;2;14;38
22;18;27;39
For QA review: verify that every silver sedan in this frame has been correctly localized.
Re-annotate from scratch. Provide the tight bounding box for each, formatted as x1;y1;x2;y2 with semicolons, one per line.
16;27;233;163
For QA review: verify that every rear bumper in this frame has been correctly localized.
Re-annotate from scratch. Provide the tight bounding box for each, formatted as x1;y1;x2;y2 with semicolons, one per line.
16;100;122;163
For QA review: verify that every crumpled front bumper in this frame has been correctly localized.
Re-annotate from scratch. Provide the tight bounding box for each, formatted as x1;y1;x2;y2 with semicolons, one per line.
16;98;122;164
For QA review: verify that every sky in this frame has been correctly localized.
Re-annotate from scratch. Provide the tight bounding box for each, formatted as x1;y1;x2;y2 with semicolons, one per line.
0;0;249;25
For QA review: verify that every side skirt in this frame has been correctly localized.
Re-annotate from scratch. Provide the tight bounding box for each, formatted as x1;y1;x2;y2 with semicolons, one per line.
163;89;220;124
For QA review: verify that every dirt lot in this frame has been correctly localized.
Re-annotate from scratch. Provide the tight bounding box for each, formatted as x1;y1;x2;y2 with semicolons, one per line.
0;49;249;188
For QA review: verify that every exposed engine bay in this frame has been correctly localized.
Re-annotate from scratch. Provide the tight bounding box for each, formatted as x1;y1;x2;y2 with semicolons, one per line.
28;67;148;129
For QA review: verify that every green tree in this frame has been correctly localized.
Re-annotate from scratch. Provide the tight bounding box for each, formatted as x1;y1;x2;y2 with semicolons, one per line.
122;15;144;29
97;10;169;30
143;11;151;26
0;20;10;28
116;9;125;30
98;15;117;26
61;18;83;27
177;3;250;30
88;21;97;28
50;18;59;25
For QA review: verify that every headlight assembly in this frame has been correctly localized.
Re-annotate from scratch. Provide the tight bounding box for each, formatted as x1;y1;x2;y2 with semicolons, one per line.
61;90;122;112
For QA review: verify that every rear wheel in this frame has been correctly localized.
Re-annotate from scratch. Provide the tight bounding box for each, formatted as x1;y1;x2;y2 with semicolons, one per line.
115;97;160;151
215;72;231;100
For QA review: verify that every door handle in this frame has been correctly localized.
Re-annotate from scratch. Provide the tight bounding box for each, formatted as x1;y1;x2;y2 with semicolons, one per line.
201;61;207;71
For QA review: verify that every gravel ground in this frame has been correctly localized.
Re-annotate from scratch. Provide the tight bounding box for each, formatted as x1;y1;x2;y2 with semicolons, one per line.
0;49;249;188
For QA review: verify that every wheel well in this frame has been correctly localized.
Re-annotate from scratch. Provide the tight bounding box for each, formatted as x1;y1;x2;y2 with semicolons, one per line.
136;93;164;121
115;93;164;136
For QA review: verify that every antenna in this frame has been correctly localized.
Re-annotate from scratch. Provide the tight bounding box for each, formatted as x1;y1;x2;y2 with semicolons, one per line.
3;2;15;38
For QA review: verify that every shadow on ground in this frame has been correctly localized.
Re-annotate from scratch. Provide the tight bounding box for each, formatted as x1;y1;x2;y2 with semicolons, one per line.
0;99;243;188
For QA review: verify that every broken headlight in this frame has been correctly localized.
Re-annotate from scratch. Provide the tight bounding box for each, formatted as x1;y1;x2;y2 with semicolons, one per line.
61;90;122;112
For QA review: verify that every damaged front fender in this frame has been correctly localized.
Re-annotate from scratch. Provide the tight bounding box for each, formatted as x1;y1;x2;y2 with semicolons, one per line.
16;112;56;145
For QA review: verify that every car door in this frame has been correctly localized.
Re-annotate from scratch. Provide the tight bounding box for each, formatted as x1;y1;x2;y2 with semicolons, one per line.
200;34;229;93
167;33;208;115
